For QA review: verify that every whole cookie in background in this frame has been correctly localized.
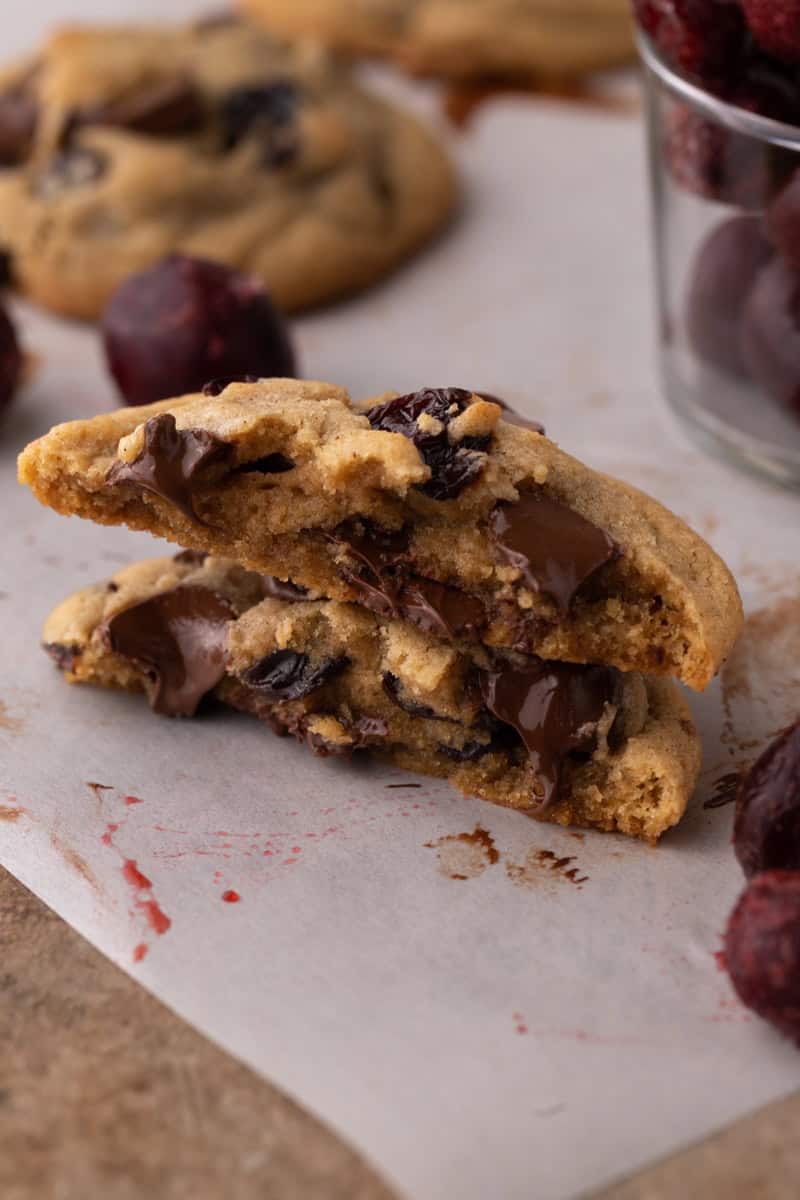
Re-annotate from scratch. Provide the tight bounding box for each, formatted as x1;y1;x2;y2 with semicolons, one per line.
241;0;635;82
0;17;455;320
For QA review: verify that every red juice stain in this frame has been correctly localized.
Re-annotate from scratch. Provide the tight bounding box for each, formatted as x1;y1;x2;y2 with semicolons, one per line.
140;899;171;935
101;822;120;846
512;1011;528;1035
122;859;152;890
222;890;241;904
714;949;728;973
133;943;148;963
124;795;144;806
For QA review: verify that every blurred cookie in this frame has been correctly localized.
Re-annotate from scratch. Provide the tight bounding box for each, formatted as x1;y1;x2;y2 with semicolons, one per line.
0;17;455;318
241;0;635;81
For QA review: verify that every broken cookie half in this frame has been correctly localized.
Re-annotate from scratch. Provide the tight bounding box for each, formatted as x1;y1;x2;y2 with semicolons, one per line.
43;554;702;842
20;380;742;690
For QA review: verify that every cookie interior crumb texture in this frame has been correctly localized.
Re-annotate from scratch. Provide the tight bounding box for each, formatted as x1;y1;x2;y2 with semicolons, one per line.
19;380;743;691
44;555;702;842
0;18;456;317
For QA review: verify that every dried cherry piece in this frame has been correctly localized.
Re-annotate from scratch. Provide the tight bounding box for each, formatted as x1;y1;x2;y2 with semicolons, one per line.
0;301;22;416
741;0;800;64
742;258;800;413
365;387;490;501
221;81;300;167
241;649;349;700
734;722;800;877
686;215;772;376
102;255;297;407
724;870;800;1045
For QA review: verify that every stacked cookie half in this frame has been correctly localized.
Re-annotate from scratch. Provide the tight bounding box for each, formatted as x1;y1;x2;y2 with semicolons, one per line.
19;381;742;842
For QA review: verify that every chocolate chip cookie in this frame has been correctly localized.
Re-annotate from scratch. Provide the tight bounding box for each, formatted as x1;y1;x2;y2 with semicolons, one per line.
44;554;701;841
19;380;743;690
242;0;635;81
0;18;455;318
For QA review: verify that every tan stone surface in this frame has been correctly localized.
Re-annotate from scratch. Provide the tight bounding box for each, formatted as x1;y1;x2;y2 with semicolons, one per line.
0;865;395;1200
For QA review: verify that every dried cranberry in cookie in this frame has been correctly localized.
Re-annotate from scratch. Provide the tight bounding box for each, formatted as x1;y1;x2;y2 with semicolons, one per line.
742;259;800;413
686;216;772;376
725;871;800;1045
221;81;300;167
734;722;800;877
0;300;22;416
102;255;297;407
241;649;349;699
632;0;746;90
742;0;800;63
365;387;490;500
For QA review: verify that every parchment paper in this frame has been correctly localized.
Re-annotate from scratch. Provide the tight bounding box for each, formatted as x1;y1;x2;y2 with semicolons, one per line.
3;7;800;1199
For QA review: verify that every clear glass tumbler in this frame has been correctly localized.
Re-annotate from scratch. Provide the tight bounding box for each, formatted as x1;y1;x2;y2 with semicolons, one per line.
638;31;800;487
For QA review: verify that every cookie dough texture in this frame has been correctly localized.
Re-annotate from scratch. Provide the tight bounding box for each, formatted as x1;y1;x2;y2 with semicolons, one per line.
45;557;701;842
0;19;455;318
241;0;635;80
19;379;743;691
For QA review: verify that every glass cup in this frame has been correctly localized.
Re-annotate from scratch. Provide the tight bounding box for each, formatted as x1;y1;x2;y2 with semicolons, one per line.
638;31;800;488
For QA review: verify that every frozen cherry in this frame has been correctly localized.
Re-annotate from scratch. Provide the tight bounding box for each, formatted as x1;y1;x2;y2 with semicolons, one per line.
686;215;772;375
633;0;746;90
725;871;800;1045
742;258;800;413
0;300;22;416
734;722;800;878
767;170;800;269
665;106;773;209
102;255;297;407
742;0;800;64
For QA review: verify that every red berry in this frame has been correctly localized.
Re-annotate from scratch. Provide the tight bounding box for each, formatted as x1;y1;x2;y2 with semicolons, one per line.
102;255;297;408
734;722;800;877
742;0;800;63
742;258;800;413
633;0;747;90
725;871;800;1045
665;105;773;208
686;215;772;375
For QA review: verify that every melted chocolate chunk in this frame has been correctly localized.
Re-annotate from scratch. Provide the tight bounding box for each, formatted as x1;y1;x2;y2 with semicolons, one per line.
241;649;349;700
104;585;234;717
490;491;618;615
72;77;205;138
34;147;107;196
43;642;80;671
221;82;299;167
106;412;234;522
202;374;259;396
365;387;490;501
478;392;545;435
398;576;486;640
235;452;294;475
261;576;309;602
173;549;208;566
382;672;451;722
0;79;38;166
479;660;622;809
330;522;484;639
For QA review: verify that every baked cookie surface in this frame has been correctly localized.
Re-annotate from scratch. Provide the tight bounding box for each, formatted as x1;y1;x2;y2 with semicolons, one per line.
241;0;635;81
20;380;743;690
0;17;455;318
44;554;701;842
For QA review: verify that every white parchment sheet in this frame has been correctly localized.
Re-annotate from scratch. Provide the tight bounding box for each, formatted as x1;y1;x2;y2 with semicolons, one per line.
3;9;800;1199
